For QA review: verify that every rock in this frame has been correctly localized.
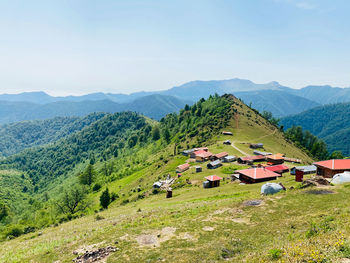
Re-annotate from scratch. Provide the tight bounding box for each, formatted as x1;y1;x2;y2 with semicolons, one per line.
302;176;330;188
72;246;118;263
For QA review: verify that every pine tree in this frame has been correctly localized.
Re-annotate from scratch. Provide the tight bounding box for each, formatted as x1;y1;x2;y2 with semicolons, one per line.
100;188;111;209
79;164;96;186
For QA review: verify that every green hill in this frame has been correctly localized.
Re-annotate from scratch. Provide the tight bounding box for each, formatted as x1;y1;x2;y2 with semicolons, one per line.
2;95;350;263
281;102;350;155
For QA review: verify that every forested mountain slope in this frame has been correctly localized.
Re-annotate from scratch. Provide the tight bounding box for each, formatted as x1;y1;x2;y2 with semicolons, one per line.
281;102;350;155
0;113;106;157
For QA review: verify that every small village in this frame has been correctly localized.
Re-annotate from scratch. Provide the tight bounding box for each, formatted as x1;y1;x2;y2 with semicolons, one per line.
153;130;350;197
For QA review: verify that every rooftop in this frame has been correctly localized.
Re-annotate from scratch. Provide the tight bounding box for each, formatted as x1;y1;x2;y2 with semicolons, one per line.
314;159;350;170
265;165;289;173
236;168;281;179
205;175;223;181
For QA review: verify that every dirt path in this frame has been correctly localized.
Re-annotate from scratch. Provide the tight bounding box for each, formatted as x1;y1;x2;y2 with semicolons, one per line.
231;142;249;156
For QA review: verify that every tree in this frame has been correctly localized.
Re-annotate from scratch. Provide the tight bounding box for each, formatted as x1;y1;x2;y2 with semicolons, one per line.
329;151;344;160
79;164;96;186
100;188;111;209
55;186;89;215
152;126;160;141
0;202;9;221
163;128;171;143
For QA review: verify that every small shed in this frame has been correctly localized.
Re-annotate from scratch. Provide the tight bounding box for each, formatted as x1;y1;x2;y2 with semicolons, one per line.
207;160;223;169
222;131;233;136
266;154;285;165
210;152;228;161
223;140;231;145
176;163;190;173
253;150;272;156
204;175;223;188
250;143;263;149
223;155;236;163
195;166;202;173
166;188;173;198
290;165;316;175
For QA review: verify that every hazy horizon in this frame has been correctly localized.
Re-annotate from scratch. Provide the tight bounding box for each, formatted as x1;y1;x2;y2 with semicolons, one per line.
1;0;350;96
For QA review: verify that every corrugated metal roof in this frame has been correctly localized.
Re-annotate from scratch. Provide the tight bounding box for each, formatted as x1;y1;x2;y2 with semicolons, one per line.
265;165;289;172
236;168;281;179
205;175;223;181
314;159;350;170
209;160;222;166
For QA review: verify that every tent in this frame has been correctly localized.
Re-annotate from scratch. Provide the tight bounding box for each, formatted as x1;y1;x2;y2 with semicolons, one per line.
261;183;284;195
331;172;350;185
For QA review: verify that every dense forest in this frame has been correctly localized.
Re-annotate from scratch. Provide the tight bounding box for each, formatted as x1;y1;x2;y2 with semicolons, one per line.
281;102;350;155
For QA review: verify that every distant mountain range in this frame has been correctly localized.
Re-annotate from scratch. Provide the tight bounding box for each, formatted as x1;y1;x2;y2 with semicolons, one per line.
1;78;350;123
281;102;350;155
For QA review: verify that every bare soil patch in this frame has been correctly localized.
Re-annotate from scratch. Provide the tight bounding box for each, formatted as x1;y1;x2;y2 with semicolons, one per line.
304;189;334;195
73;246;118;263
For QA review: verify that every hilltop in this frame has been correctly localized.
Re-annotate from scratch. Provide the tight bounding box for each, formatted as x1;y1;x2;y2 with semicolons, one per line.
0;94;335;263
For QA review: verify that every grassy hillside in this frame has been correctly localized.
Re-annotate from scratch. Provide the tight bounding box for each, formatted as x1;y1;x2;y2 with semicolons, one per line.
0;95;328;262
281;102;350;155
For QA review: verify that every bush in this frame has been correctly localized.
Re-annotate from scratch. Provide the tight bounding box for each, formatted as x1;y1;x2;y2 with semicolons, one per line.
268;248;283;260
5;225;24;238
92;183;102;192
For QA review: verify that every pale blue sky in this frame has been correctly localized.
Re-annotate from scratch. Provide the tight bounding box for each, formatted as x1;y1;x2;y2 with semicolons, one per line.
0;0;349;95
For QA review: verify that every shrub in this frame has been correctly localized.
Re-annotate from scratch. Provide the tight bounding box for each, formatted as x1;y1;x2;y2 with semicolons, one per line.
268;248;283;260
92;183;101;192
5;225;24;238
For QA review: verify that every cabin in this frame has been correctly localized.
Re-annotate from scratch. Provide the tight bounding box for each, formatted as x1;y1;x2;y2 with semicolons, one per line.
176;163;190;173
194;150;213;162
189;148;209;158
210;152;228;161
195;166;202;173
250;143;263;149
238;155;265;164
266;154;285;165
290;165;316;175
223;140;231;145
222;131;233;136
223;155;236;163
314;159;350;178
253;150;272;156
235;168;281;184
265;164;289;175
284;157;302;163
203;175;222;188
207;160;223;169
182;149;195;156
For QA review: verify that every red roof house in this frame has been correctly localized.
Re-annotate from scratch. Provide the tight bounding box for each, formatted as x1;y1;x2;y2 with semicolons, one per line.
176;163;190;173
235;168;281;184
204;175;223;188
314;159;350;178
195;150;213;162
266;154;285;165
265;164;289;174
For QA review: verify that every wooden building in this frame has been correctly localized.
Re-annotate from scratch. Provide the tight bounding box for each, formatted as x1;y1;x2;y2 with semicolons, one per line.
176;163;190;173
222;131;233;136
204;175;222;188
238;155;265;164
250;143;263;149
265;164;289;175
210;152;228;161
314;159;350;178
235;168;281;184
194;150;213;162
290;165;316;175
207;160;223;169
266;154;285;165
223;155;236;163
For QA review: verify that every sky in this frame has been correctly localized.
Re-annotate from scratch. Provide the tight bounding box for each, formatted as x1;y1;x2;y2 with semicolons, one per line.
0;0;349;96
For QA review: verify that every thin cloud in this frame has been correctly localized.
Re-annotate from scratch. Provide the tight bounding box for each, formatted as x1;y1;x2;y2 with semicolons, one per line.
274;0;316;10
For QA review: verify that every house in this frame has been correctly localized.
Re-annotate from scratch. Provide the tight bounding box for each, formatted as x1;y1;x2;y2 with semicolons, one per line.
182;149;195;156
235;168;282;184
266;154;285;165
195;166;202;173
189;148;209;158
223;140;231;145
194;150;213;162
210;152;228;161
222;131;233;136
176;163;190;173
314;159;350;178
203;175;222;188
207;160;223;169
223;155;236;163
253;150;272;156
237;155;265;164
153;181;162;188
290;165;316;175
284;157;302;163
265;164;289;175
250;143;263;149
